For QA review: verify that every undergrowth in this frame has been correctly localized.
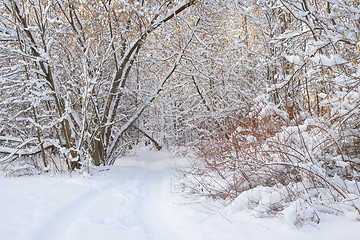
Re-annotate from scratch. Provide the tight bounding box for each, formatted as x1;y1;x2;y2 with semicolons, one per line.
178;102;360;226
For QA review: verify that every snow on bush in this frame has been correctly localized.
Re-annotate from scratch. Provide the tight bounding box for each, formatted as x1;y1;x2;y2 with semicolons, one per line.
179;105;360;226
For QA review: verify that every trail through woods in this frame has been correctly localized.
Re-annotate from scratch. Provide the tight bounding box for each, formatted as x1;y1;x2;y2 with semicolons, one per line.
0;151;359;240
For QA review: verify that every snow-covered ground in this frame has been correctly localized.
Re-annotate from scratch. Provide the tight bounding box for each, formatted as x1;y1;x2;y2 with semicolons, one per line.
1;151;359;240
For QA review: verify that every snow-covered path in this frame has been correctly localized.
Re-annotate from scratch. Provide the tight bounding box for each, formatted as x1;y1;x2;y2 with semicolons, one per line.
1;151;359;240
0;152;191;240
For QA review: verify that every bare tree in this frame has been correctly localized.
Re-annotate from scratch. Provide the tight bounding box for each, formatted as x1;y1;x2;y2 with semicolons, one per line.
0;0;197;171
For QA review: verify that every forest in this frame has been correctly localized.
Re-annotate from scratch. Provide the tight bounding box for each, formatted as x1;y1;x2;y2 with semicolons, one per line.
1;0;360;226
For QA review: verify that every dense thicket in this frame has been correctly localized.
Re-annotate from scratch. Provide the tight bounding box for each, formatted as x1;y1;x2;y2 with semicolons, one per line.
176;0;360;225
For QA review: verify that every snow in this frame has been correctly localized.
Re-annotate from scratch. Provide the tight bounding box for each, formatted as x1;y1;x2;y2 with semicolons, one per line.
285;55;302;65
309;54;347;67
0;151;359;240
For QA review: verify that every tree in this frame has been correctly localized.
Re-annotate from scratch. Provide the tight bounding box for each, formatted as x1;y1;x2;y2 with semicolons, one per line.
0;0;196;172
178;0;360;224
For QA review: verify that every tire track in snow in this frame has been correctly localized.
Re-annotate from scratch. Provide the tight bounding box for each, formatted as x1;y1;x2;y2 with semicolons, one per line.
134;166;181;240
28;188;102;240
28;153;180;240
